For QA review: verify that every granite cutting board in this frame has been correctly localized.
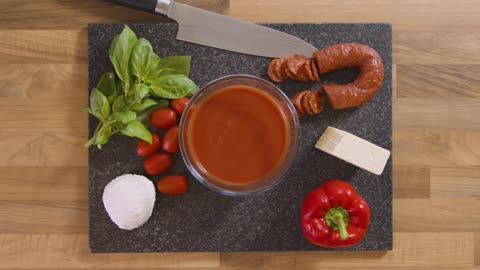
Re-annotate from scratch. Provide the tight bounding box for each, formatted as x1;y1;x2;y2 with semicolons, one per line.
88;23;392;252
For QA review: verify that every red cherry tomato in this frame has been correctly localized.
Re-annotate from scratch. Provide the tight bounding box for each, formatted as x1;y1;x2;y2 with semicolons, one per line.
162;126;179;153
150;108;177;129
157;175;188;195
171;97;190;115
136;133;161;157
143;153;173;175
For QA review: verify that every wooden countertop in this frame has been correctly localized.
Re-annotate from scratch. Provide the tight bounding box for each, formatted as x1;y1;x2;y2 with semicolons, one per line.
0;0;479;269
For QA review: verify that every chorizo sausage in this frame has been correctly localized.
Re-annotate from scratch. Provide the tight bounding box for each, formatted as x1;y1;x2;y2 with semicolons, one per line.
267;54;320;82
287;54;310;81
307;91;324;114
313;43;384;109
310;60;320;81
267;59;282;82
291;91;307;116
275;58;289;81
291;90;324;116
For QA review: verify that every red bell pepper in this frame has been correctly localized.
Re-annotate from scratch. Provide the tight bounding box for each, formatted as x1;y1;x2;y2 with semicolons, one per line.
301;180;370;248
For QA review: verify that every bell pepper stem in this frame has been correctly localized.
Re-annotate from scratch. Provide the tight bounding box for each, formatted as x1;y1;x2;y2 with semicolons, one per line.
324;206;350;241
333;213;348;240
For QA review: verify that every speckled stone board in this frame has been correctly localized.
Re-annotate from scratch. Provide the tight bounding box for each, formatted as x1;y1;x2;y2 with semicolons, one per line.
88;23;392;252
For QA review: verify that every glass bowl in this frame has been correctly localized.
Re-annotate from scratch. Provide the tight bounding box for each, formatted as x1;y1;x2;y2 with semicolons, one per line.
179;74;300;196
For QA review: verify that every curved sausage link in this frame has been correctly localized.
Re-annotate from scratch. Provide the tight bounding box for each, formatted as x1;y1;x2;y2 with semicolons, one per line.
291;90;324;117
314;43;384;109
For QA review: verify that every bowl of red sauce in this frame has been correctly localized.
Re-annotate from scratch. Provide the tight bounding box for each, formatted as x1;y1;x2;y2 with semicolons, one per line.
179;74;300;196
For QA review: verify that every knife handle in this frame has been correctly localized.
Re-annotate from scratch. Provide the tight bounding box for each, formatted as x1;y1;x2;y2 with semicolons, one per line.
111;0;172;15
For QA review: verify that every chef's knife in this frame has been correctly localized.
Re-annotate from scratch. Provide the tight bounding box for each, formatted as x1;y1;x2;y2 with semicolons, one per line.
111;0;317;58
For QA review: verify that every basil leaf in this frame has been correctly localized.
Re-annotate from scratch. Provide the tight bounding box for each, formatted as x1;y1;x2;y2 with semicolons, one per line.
109;25;138;82
96;71;117;100
94;124;113;148
120;120;152;143
109;35;119;60
113;110;136;124
84;136;97;148
124;80;133;97
134;83;150;102
160;55;192;76
148;74;199;98
112;94;136;123
130;98;157;112
130;38;161;80
130;39;153;73
83;107;104;121
90;88;110;120
144;68;174;82
115;79;124;94
110;120;126;131
85;122;111;148
112;95;126;113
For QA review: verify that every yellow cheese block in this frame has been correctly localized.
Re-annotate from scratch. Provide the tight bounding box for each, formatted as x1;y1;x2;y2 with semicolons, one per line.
315;127;391;175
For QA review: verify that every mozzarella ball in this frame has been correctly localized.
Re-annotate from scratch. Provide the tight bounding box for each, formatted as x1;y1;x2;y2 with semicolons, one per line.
102;174;156;230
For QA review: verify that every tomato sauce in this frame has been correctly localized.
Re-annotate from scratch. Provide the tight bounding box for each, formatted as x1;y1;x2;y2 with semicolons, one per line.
188;85;288;185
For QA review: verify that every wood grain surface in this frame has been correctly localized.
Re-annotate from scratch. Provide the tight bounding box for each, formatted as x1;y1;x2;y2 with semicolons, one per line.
0;0;479;269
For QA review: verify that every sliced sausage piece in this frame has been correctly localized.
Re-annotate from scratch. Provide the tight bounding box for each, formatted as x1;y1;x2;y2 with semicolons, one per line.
313;43;384;109
301;90;314;115
307;91;324;114
311;60;320;82
287;54;310;81
284;65;295;79
304;59;315;81
291;90;325;116
267;59;282;82
291;91;308;117
275;58;289;81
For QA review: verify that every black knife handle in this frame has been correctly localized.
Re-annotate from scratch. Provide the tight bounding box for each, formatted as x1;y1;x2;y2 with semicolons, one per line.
111;0;171;14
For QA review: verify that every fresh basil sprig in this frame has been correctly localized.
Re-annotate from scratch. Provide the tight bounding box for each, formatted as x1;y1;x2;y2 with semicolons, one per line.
84;25;198;148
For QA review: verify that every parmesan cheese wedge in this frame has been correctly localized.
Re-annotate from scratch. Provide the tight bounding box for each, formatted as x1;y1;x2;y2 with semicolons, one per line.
315;127;390;175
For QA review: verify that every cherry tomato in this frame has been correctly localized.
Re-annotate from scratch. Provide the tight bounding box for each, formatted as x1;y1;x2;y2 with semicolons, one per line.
143;153;173;175
157;175;188;195
150;108;177;129
162;126;179;153
171;97;190;115
136;133;161;157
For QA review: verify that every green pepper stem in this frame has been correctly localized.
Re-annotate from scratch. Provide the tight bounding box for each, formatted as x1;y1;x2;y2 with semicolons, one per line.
323;206;350;241
333;213;348;240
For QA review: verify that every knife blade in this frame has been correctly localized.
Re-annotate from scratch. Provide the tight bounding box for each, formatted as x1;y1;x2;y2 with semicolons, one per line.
111;0;317;58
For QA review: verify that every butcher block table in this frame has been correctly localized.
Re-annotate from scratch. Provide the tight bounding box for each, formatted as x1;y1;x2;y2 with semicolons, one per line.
0;0;479;269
